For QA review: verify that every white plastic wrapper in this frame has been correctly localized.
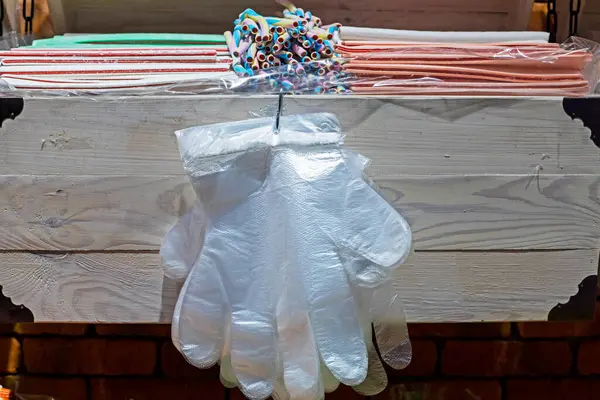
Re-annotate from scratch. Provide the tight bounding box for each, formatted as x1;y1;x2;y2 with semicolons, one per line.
161;113;412;399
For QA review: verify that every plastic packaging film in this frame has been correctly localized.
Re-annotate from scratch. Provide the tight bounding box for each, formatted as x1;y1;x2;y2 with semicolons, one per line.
161;113;413;399
0;0;598;96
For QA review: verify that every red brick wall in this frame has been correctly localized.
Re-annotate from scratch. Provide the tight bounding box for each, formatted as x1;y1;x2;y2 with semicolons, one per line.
0;308;600;400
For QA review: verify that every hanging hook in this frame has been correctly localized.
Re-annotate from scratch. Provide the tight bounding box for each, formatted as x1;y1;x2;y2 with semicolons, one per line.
274;89;284;135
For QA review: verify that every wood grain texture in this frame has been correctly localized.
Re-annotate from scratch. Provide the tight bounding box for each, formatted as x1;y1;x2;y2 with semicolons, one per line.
579;10;600;42
56;0;528;34
1;97;597;177
3;0;19;33
0;252;171;322
380;174;600;250
509;0;535;30
0;250;594;323
48;0;68;34
1;174;599;251
557;0;588;41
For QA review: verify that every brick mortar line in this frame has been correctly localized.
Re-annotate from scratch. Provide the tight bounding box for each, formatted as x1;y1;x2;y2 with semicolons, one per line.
433;338;443;377
571;340;581;375
438;337;598;342
85;378;92;400
9;334;596;341
500;377;507;400
386;375;594;383
509;322;519;340
153;341;163;378
18;335;168;340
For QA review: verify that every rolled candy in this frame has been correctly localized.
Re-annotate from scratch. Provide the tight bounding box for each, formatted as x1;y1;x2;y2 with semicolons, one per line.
292;43;307;57
241;18;257;35
256;49;267;62
224;31;239;57
238;39;251;55
233;29;242;46
247;42;257;62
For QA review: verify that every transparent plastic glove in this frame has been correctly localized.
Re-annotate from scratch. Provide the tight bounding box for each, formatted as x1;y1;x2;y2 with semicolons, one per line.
166;113;412;400
172;150;280;399
170;114;342;400
163;203;409;398
266;144;411;394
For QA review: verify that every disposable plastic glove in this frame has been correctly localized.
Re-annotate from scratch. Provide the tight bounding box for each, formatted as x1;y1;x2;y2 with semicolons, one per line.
163;202;411;398
164;113;412;400
266;143;411;398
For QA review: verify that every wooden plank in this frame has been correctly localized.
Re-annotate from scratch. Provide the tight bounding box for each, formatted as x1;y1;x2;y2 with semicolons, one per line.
380;174;600;250
59;0;516;34
64;8;507;34
0;250;594;323
64;0;515;14
0;175;196;251
38;10;510;34
582;0;599;13
1;174;598;251
580;12;600;40
557;0;587;42
1;97;596;177
48;0;68;34
508;0;535;30
0;252;172;322
309;11;508;32
3;0;19;34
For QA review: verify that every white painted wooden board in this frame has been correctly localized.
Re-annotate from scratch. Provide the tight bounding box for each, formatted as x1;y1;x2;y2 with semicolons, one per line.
1;174;598;251
1;97;598;176
0;95;597;323
0;250;595;323
54;0;533;34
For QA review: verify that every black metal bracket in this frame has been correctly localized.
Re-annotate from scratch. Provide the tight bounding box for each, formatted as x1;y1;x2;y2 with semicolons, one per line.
0;0;4;36
22;0;35;35
547;0;557;43
562;97;600;149
548;275;597;321
0;98;23;127
0;286;33;323
274;90;284;134
569;0;582;37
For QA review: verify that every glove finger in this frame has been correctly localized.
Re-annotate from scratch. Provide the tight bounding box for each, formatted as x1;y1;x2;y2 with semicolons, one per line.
272;380;291;400
372;282;412;369
277;272;321;400
220;318;238;388
319;150;410;282
341;251;411;369
174;253;227;369
160;201;207;280
220;361;238;389
341;247;396;289
341;176;412;271
320;363;340;393
351;286;388;397
205;195;279;400
229;309;276;400
353;333;388;396
303;241;367;385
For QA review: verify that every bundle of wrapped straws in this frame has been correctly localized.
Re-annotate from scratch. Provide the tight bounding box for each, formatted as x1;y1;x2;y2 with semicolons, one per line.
224;0;352;93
